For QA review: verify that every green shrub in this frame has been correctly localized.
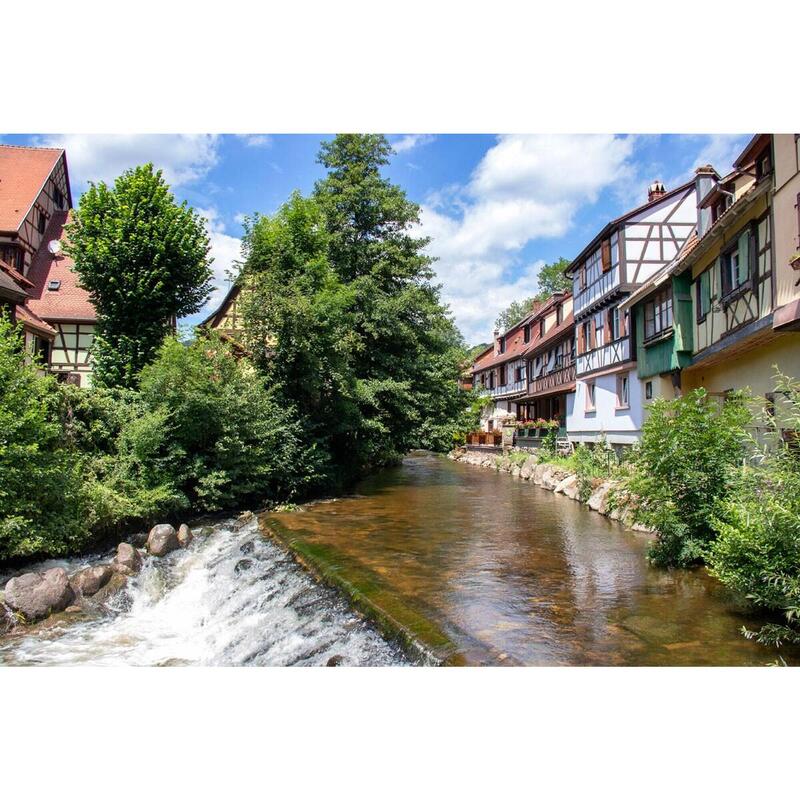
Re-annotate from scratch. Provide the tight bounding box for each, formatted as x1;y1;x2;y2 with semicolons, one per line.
573;439;615;502
625;388;752;567
708;373;800;646
0;315;88;560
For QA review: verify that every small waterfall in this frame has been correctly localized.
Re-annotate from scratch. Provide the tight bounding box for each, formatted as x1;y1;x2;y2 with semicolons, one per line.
0;519;411;666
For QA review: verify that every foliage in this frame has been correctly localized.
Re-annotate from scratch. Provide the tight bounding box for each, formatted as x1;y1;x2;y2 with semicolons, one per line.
0;315;88;560
625;388;752;567
708;373;800;646
534;257;573;301
494;258;573;331
65;163;212;388
243;135;470;485
572;439;615;502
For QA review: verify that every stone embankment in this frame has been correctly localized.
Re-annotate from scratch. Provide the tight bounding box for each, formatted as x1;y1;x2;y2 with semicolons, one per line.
449;447;651;534
0;514;237;636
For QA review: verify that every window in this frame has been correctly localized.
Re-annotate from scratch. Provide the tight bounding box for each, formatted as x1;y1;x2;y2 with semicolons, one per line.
489;371;495;389
556;304;563;325
47;279;61;291
610;231;619;270
515;365;525;383
644;287;673;340
585;381;596;411
720;229;751;298
645;381;653;400
697;269;712;321
609;306;621;341
37;209;47;234
581;320;593;353
539;319;545;337
711;195;732;224
0;245;24;270
498;335;506;354
523;323;530;344
756;148;772;182
616;372;630;408
579;264;587;290
53;186;64;210
499;364;507;386
601;238;612;272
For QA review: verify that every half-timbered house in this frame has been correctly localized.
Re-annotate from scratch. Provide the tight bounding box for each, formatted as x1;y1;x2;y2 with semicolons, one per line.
0;145;96;385
668;135;800;414
565;179;697;446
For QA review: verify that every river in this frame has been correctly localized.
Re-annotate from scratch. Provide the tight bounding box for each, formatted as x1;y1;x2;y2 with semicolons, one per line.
1;452;793;666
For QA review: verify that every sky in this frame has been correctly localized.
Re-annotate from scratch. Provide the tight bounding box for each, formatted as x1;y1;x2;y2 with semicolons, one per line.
2;133;751;344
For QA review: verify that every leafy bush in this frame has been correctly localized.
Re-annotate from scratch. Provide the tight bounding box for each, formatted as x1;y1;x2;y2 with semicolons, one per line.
0;315;88;559
625;388;752;567
573;439;615;502
708;373;800;646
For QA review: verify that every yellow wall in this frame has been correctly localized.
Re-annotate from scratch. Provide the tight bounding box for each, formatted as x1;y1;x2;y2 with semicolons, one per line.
772;134;800;309
683;332;800;399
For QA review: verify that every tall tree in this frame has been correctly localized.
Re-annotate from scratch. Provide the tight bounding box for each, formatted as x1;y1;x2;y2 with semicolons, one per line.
66;164;212;388
312;134;468;466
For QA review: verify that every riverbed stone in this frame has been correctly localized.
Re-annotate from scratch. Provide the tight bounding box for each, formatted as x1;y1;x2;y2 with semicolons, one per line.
4;568;75;622
71;564;113;597
234;559;253;574
90;572;129;605
541;467;569;491
112;542;143;575
146;524;180;557
554;473;580;499
177;524;193;548
587;482;613;514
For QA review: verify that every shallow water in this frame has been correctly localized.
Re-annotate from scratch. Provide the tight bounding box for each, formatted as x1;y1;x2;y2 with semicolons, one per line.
268;451;799;665
0;519;410;666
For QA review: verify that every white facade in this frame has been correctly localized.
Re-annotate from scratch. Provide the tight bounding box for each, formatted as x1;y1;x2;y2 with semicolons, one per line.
567;368;644;446
569;183;696;446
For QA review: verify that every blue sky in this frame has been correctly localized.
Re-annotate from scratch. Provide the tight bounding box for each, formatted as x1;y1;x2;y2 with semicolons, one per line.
2;133;750;344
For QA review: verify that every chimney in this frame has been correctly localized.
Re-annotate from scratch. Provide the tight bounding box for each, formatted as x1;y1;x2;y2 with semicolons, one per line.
694;165;719;239
647;180;666;203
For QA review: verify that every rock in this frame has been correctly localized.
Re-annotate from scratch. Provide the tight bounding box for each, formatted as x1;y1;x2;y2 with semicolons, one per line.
326;655;345;666
511;466;521;478
65;605;83;614
234;559;253;574
233;511;255;530
90;572;129;605
240;541;255;555
112;542;143;575
554;474;580;500
541;467;569;491
531;463;549;485
131;531;149;548
587;481;613;514
71;564;113;597
4;568;75;622
146;524;180;557
177;523;193;548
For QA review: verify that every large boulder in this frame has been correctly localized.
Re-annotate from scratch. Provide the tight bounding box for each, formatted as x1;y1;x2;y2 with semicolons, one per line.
146;524;180;557
177;524;193;548
112;542;143;575
554;473;580;500
4;568;75;622
587;481;614;514
541;467;569;491
89;572;129;605
71;564;113;597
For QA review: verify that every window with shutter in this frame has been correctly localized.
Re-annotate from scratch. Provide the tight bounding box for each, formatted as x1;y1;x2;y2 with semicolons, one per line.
601;238;611;272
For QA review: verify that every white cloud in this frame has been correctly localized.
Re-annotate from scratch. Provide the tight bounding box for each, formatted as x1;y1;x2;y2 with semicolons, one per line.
236;134;273;148
420;134;636;342
392;134;436;153
34;134;220;188
196;207;243;316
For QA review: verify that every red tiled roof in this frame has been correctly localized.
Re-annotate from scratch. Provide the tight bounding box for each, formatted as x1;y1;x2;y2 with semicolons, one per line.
15;303;56;338
0;145;64;232
26;211;96;323
0;267;28;302
523;310;575;357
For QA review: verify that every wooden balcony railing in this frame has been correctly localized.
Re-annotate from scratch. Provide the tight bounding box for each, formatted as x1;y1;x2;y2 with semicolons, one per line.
532;362;576;394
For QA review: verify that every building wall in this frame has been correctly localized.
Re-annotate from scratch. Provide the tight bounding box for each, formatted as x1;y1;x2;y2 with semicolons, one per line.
567;367;643;445
772;134;800;310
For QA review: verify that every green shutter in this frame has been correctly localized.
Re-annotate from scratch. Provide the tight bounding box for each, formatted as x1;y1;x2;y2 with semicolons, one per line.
700;269;711;316
737;230;749;285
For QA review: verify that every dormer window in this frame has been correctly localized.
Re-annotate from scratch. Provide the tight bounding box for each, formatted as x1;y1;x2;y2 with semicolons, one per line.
539;319;545;337
498;335;505;354
556;304;563;325
47;279;61;291
523;323;530;344
756;149;772;182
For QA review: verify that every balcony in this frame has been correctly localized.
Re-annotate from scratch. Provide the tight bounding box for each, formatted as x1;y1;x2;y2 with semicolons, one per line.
479;378;527;399
576;336;631;376
532;361;576;395
574;265;620;317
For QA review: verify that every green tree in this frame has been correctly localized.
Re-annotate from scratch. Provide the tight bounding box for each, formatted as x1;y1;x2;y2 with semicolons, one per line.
65;164;212;388
709;373;800;647
0;315;87;559
625;388;752;567
494;257;572;331
312;134;468;471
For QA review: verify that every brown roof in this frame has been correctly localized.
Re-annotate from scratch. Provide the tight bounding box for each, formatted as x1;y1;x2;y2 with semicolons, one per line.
0;257;34;289
0;268;28;302
524;309;575;358
26;211;96;323
0;145;64;232
15;303;56;338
